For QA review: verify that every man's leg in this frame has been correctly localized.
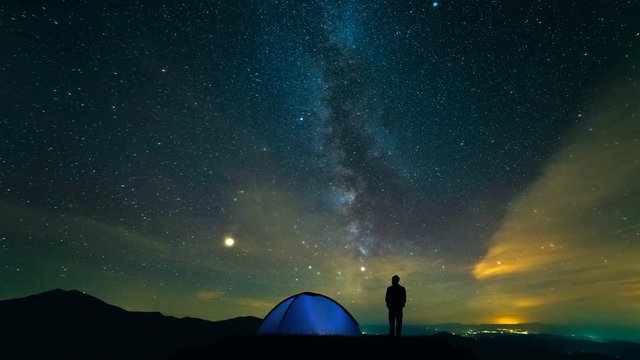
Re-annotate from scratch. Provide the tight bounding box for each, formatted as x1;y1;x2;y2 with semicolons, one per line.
396;309;403;336
388;311;395;336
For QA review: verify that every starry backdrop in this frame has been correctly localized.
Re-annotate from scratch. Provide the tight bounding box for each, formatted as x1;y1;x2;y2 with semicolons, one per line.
1;1;639;331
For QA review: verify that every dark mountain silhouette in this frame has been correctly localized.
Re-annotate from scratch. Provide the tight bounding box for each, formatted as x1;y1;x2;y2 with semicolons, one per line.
0;289;261;359
2;289;638;360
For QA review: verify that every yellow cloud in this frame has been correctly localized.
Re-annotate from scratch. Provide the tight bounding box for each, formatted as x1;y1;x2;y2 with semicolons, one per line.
196;290;224;301
472;78;640;325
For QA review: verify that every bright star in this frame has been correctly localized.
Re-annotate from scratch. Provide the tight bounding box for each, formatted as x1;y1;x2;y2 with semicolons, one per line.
432;1;440;7
224;237;235;247
360;266;366;272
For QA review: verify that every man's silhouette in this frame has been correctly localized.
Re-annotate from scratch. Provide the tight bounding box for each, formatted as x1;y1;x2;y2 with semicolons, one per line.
385;274;406;336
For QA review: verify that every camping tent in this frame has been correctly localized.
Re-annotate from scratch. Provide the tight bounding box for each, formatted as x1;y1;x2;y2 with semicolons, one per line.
257;292;361;336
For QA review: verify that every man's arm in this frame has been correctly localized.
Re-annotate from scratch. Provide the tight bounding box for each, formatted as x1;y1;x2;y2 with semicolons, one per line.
385;287;390;307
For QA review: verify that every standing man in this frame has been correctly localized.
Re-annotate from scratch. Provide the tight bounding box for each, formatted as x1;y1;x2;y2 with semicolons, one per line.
385;274;406;336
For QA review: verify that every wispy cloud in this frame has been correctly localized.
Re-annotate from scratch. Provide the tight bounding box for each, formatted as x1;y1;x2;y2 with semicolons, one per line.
196;290;225;301
472;80;640;325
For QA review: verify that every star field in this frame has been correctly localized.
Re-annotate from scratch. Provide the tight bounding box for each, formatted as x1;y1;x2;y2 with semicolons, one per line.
1;1;639;330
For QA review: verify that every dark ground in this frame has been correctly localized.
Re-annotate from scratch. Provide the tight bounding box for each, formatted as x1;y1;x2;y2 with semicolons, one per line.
172;333;637;360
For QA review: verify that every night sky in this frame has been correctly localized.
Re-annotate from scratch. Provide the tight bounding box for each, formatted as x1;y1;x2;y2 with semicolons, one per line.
1;1;639;329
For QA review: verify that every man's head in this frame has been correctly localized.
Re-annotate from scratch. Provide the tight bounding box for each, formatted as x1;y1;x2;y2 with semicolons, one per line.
392;275;400;285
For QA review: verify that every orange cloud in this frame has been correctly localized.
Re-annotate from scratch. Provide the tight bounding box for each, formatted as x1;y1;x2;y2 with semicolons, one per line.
472;79;640;326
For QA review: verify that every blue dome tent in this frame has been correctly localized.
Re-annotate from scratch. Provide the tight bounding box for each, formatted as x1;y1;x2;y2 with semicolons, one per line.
257;292;361;336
